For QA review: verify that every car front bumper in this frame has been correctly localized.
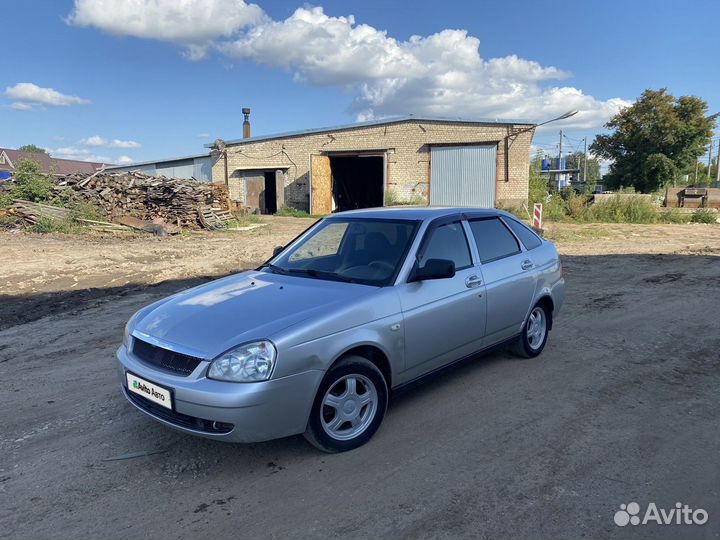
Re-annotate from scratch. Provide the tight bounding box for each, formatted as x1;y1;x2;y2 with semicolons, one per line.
116;345;324;443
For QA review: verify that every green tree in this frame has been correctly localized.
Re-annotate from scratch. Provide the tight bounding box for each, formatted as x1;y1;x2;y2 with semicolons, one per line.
13;159;54;202
17;144;48;155
591;88;715;192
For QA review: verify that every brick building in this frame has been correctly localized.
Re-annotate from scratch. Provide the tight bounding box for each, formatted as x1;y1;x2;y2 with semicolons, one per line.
207;114;535;214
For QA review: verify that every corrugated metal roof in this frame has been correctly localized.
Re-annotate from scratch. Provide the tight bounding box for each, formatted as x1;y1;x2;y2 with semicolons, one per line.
205;115;536;148
104;152;211;170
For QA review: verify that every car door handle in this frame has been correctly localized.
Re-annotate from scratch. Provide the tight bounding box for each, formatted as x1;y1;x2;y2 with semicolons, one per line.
465;275;483;288
521;259;534;270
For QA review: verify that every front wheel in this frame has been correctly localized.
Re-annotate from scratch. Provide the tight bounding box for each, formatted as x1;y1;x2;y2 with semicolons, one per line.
513;303;550;358
304;356;388;453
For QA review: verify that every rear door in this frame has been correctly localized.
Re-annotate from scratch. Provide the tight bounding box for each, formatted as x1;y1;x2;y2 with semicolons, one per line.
467;217;537;344
397;217;487;379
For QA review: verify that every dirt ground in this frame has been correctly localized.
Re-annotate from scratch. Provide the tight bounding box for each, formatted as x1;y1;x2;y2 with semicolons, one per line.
1;217;719;539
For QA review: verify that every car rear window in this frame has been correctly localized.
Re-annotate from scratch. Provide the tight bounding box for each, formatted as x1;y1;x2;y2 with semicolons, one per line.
468;218;521;263
503;218;543;250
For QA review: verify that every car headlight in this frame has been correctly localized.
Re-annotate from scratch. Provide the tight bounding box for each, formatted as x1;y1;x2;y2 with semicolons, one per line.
123;312;141;349
207;341;277;382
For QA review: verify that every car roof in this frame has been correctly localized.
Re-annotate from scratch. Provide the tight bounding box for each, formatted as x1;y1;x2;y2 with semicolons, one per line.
328;206;517;221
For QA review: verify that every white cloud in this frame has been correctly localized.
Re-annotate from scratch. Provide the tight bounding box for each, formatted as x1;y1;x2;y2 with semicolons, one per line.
5;83;90;109
11;102;33;111
82;135;107;147
116;155;134;165
52;147;111;163
67;3;629;129
67;0;265;59
80;135;141;148
109;138;141;148
197;132;211;138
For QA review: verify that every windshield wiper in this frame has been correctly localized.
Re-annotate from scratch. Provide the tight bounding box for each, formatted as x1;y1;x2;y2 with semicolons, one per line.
262;263;289;275
286;268;357;283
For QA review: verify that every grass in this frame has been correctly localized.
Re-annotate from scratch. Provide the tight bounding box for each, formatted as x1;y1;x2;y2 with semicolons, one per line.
30;216;75;234
542;225;613;243
691;208;718;224
68;201;105;223
275;207;325;218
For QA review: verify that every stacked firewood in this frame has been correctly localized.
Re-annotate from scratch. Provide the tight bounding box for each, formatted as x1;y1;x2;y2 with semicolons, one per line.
52;171;230;229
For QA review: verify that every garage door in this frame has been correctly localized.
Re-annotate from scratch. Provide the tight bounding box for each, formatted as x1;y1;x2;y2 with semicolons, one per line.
430;145;497;207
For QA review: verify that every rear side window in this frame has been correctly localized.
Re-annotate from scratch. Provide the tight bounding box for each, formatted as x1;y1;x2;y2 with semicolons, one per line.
503;218;542;250
419;222;472;270
469;218;521;263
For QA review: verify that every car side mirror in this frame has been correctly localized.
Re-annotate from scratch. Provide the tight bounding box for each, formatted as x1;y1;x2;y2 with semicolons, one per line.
272;245;284;257
410;258;456;282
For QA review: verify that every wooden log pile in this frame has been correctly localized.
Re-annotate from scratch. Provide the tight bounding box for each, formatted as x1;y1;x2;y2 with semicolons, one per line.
53;171;230;229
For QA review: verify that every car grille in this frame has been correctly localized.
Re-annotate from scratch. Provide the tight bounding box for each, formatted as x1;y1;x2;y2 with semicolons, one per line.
124;387;234;434
131;338;203;377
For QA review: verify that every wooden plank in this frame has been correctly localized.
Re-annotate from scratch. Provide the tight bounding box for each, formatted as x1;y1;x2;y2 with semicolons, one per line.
310;154;332;215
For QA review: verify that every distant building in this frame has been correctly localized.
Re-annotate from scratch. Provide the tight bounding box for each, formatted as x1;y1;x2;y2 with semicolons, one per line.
0;148;104;180
207;110;536;214
104;152;212;181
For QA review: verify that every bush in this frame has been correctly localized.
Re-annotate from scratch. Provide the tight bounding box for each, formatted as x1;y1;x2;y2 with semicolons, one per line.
543;194;569;221
69;201;104;223
0;188;13;209
691;208;718;224
13;159;54;202
660;208;690;224
583;195;658;223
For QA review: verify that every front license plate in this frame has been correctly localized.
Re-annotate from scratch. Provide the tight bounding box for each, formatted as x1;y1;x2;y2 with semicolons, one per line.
126;372;173;410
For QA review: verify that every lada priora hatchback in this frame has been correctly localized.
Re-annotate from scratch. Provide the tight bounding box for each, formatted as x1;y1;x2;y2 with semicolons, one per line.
118;207;565;452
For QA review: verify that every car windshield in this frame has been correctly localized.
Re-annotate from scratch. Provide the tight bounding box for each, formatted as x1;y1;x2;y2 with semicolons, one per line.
266;218;420;286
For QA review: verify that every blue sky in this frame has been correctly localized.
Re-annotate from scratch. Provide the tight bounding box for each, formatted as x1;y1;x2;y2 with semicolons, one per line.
2;0;719;165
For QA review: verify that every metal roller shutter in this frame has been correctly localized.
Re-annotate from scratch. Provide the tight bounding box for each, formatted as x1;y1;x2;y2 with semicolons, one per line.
430;145;497;207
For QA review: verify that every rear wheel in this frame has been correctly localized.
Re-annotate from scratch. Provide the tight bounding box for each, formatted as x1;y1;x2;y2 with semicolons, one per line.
513;303;550;358
304;356;388;453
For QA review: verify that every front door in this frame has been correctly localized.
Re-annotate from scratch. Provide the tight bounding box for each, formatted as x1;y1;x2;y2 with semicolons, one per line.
397;219;487;380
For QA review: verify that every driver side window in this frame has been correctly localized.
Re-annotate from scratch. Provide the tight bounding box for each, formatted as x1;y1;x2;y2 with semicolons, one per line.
419;222;472;270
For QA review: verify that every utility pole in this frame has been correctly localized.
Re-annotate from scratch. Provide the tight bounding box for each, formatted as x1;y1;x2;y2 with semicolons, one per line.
557;130;563;190
583;136;588;184
695;160;699;183
707;142;713;182
716;138;720;185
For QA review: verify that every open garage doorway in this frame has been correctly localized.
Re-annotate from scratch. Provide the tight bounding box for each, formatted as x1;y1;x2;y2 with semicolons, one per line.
243;169;286;214
330;155;384;212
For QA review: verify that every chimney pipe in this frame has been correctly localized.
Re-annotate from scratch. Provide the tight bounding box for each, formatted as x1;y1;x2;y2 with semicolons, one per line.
242;108;251;139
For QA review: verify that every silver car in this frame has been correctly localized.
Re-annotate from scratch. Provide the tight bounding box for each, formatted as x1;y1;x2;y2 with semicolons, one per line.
117;207;565;452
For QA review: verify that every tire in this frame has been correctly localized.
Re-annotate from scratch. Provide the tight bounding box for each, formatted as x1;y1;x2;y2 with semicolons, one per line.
304;356;388;453
513;302;550;358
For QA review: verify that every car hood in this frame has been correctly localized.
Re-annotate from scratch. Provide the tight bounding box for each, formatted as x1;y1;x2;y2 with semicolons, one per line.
132;271;375;358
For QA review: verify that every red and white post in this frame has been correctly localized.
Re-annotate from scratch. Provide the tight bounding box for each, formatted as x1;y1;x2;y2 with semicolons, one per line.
532;203;543;230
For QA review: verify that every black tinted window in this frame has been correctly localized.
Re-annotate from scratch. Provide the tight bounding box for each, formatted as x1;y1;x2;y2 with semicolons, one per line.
420;222;472;270
504;218;542;250
469;218;520;263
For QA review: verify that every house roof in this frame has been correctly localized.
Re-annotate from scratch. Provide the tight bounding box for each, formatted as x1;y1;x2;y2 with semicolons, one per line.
0;148;105;175
205;115;537;148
